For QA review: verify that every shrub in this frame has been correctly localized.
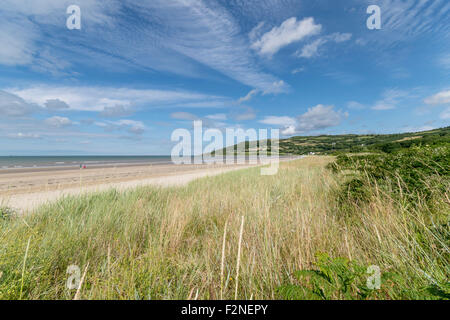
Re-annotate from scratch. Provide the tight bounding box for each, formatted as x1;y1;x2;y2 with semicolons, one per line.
328;145;450;204
277;253;398;300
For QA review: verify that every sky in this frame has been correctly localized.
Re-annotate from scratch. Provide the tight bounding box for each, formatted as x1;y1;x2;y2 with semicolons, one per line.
0;0;449;155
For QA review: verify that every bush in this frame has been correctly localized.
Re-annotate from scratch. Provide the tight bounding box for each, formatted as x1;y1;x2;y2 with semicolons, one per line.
328;145;450;204
278;253;399;300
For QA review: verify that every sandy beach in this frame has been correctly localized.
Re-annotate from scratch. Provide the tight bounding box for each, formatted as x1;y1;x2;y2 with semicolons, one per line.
0;162;259;213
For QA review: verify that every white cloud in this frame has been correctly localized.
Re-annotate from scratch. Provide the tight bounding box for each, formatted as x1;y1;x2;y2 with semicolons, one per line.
251;17;321;57
372;103;396;111
44;99;70;110
7;86;226;112
95;119;145;135
170;111;228;129
347;101;365;110
248;22;266;43
1;1;287;93
0;90;38;117
297;38;327;58
439;54;450;70
424;90;450;105
238;89;259;104
371;89;410;111
259;116;297;127
400;125;436;133
329;32;352;43
206;113;227;121
262;105;348;136
0;0;117;67
0;19;37;66
296;32;352;59
170;112;198;121
140;0;287;93
6;132;41;139
100;104;134;118
281;126;297;136
296;104;347;132
375;0;449;40
441;107;450;120
263;80;288;95
117;120;145;134
45;116;73;128
232;106;256;121
291;67;305;74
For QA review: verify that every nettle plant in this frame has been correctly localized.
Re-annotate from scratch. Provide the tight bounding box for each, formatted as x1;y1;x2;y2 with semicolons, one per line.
278;253;398;300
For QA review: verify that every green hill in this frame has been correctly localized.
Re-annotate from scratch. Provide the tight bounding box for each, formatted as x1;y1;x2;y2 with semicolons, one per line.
220;126;450;155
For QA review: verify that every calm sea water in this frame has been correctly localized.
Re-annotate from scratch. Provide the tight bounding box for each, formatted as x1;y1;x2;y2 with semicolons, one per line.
0;156;173;169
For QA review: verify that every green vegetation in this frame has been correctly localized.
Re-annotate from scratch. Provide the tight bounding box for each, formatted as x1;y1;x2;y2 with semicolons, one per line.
281;126;450;155
225;126;450;155
329;144;449;204
278;252;400;300
0;127;448;300
0;153;448;300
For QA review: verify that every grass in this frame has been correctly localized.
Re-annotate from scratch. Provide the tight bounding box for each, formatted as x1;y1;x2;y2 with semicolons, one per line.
0;156;448;300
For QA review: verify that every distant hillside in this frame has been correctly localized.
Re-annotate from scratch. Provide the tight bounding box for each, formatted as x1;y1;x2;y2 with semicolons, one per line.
219;126;450;155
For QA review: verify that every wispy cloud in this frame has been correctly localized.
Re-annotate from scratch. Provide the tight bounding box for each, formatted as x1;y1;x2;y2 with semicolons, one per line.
45;116;73;128
131;0;288;93
297;38;327;58
371;89;411;111
439;54;450;70
0;0;288;93
232;106;257;121
251;17;322;58
376;0;450;38
6;132;41;139
291;67;305;74
237;89;259;104
7;86;226;112
259;116;297;127
440;107;450;120
357;0;450;48
170;112;199;121
347;101;366;110
205;113;227;121
95;119;145;135
296;33;352;58
424;90;450;105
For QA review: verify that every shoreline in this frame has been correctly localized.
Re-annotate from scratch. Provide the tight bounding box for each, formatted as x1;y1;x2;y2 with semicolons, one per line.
0;160;174;174
0;157;303;213
0;164;255;214
0;155;298;174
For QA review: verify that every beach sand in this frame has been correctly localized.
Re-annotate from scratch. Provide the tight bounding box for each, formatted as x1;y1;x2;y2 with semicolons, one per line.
0;162;259;213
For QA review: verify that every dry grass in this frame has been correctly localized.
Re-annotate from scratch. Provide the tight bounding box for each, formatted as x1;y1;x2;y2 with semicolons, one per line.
0;156;447;299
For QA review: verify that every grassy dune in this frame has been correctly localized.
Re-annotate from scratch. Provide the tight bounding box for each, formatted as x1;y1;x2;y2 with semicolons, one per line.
0;156;448;299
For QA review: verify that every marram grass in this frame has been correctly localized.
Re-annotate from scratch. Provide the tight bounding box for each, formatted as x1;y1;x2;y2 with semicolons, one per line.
0;157;448;300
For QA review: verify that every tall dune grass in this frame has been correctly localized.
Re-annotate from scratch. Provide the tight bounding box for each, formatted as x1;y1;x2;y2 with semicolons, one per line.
0;157;448;299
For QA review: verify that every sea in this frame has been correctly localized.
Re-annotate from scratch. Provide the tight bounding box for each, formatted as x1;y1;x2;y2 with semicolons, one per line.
0;156;173;170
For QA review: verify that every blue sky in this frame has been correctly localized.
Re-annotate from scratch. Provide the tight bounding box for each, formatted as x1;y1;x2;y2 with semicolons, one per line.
0;0;449;155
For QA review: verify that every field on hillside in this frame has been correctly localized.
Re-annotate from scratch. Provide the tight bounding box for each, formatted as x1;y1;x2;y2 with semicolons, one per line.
224;126;450;156
0;150;448;299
